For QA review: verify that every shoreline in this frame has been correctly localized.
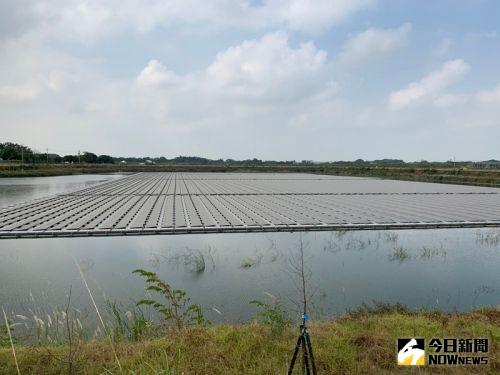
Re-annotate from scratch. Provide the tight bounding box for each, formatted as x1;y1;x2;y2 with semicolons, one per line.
1;307;498;374
1;163;499;188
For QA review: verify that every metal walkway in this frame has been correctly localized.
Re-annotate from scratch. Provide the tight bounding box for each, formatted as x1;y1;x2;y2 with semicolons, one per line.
1;172;499;238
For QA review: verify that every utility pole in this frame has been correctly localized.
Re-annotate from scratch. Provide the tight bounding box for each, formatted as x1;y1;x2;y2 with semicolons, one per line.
78;150;81;164
46;148;49;163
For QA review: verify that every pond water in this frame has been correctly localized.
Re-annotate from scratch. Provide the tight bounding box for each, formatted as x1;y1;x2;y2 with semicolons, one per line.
0;175;499;332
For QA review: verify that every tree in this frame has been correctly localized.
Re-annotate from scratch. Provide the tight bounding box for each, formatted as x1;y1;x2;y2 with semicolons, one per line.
81;152;98;163
0;142;34;162
96;155;114;164
50;154;62;163
63;155;79;163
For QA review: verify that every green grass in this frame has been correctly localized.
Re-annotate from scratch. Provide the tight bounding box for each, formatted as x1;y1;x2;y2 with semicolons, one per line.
1;163;500;188
1;307;498;374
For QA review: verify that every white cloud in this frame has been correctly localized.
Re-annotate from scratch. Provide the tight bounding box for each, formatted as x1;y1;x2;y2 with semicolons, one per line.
434;93;468;108
475;83;500;103
46;71;80;92
0;83;39;101
281;0;376;33
435;37;453;56
2;2;500;161
430;84;500;109
388;59;470;110
130;32;337;143
341;23;411;63
205;32;327;92
4;0;375;43
134;32;329;104
136;60;178;86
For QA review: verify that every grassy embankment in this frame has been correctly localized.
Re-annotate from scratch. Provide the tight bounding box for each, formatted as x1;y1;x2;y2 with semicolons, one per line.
1;162;500;187
1;307;498;374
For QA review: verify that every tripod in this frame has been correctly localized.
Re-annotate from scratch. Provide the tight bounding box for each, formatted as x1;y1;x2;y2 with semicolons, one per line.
288;314;317;375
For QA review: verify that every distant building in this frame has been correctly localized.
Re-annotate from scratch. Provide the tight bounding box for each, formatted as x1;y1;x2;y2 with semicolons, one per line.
471;160;500;169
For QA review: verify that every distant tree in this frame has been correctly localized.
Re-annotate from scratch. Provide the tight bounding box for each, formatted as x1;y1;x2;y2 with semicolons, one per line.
82;152;98;163
49;154;62;163
32;153;45;163
0;142;34;161
156;156;167;163
63;155;79;163
373;159;405;164
172;156;211;164
96;154;114;164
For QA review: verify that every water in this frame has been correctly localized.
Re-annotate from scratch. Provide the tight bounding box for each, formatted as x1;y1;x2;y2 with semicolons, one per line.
0;175;499;329
0;174;124;207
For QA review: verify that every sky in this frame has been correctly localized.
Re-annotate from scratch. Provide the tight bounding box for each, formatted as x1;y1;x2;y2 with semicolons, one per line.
1;0;499;161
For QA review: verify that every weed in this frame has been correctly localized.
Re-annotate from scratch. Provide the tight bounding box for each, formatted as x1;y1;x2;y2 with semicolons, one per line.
384;232;399;243
472;285;495;307
323;232;342;253
250;294;291;336
388;246;411;262
2;309;20;375
269;250;281;262
133;269;209;329
240;253;263;268
0;319;17;348
183;251;206;274
105;301;151;341
150;247;216;274
476;230;500;246
345;237;368;251
420;245;447;260
347;301;411;318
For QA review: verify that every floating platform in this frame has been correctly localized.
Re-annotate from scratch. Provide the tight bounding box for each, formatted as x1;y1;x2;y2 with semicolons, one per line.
0;172;499;238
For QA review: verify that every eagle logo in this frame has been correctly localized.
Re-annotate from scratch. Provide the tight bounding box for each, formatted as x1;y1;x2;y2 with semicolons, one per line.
397;338;425;365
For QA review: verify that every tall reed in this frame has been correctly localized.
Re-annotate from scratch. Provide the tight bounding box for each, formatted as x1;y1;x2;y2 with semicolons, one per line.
3;308;20;375
73;258;123;374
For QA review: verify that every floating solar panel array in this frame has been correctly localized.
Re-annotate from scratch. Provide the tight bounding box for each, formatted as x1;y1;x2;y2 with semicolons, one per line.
0;172;499;238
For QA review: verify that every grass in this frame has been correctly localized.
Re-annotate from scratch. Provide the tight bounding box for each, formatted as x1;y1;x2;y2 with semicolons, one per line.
240;253;263;269
1;162;500;188
388;246;411;262
476;230;500;246
0;307;498;374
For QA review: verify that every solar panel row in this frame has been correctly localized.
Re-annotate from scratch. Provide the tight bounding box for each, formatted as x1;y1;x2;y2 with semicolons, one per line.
0;172;499;238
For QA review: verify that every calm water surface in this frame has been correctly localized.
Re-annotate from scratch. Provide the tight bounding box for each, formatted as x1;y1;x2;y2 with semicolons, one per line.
0;175;499;329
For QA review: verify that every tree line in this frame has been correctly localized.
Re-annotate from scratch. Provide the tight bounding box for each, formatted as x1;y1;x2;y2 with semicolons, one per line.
3;141;467;166
0;142;114;164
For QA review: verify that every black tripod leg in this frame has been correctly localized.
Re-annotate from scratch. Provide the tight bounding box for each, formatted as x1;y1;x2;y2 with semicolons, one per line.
305;331;317;375
301;334;311;375
288;335;303;375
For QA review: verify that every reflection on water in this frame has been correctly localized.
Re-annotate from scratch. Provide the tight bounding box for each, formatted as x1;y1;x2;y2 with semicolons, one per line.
0;174;124;207
0;175;499;330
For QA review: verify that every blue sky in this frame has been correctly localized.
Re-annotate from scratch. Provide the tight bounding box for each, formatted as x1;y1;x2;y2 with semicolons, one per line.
1;0;499;161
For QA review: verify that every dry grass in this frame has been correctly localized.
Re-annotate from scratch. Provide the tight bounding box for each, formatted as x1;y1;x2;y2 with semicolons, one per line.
1;307;498;374
1;163;500;188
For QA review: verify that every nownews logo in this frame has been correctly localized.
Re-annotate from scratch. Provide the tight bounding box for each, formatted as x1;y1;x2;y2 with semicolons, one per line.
427;338;489;365
397;337;489;366
397;338;425;366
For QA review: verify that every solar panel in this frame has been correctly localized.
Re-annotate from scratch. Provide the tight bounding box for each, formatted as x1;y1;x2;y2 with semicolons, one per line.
0;172;498;238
